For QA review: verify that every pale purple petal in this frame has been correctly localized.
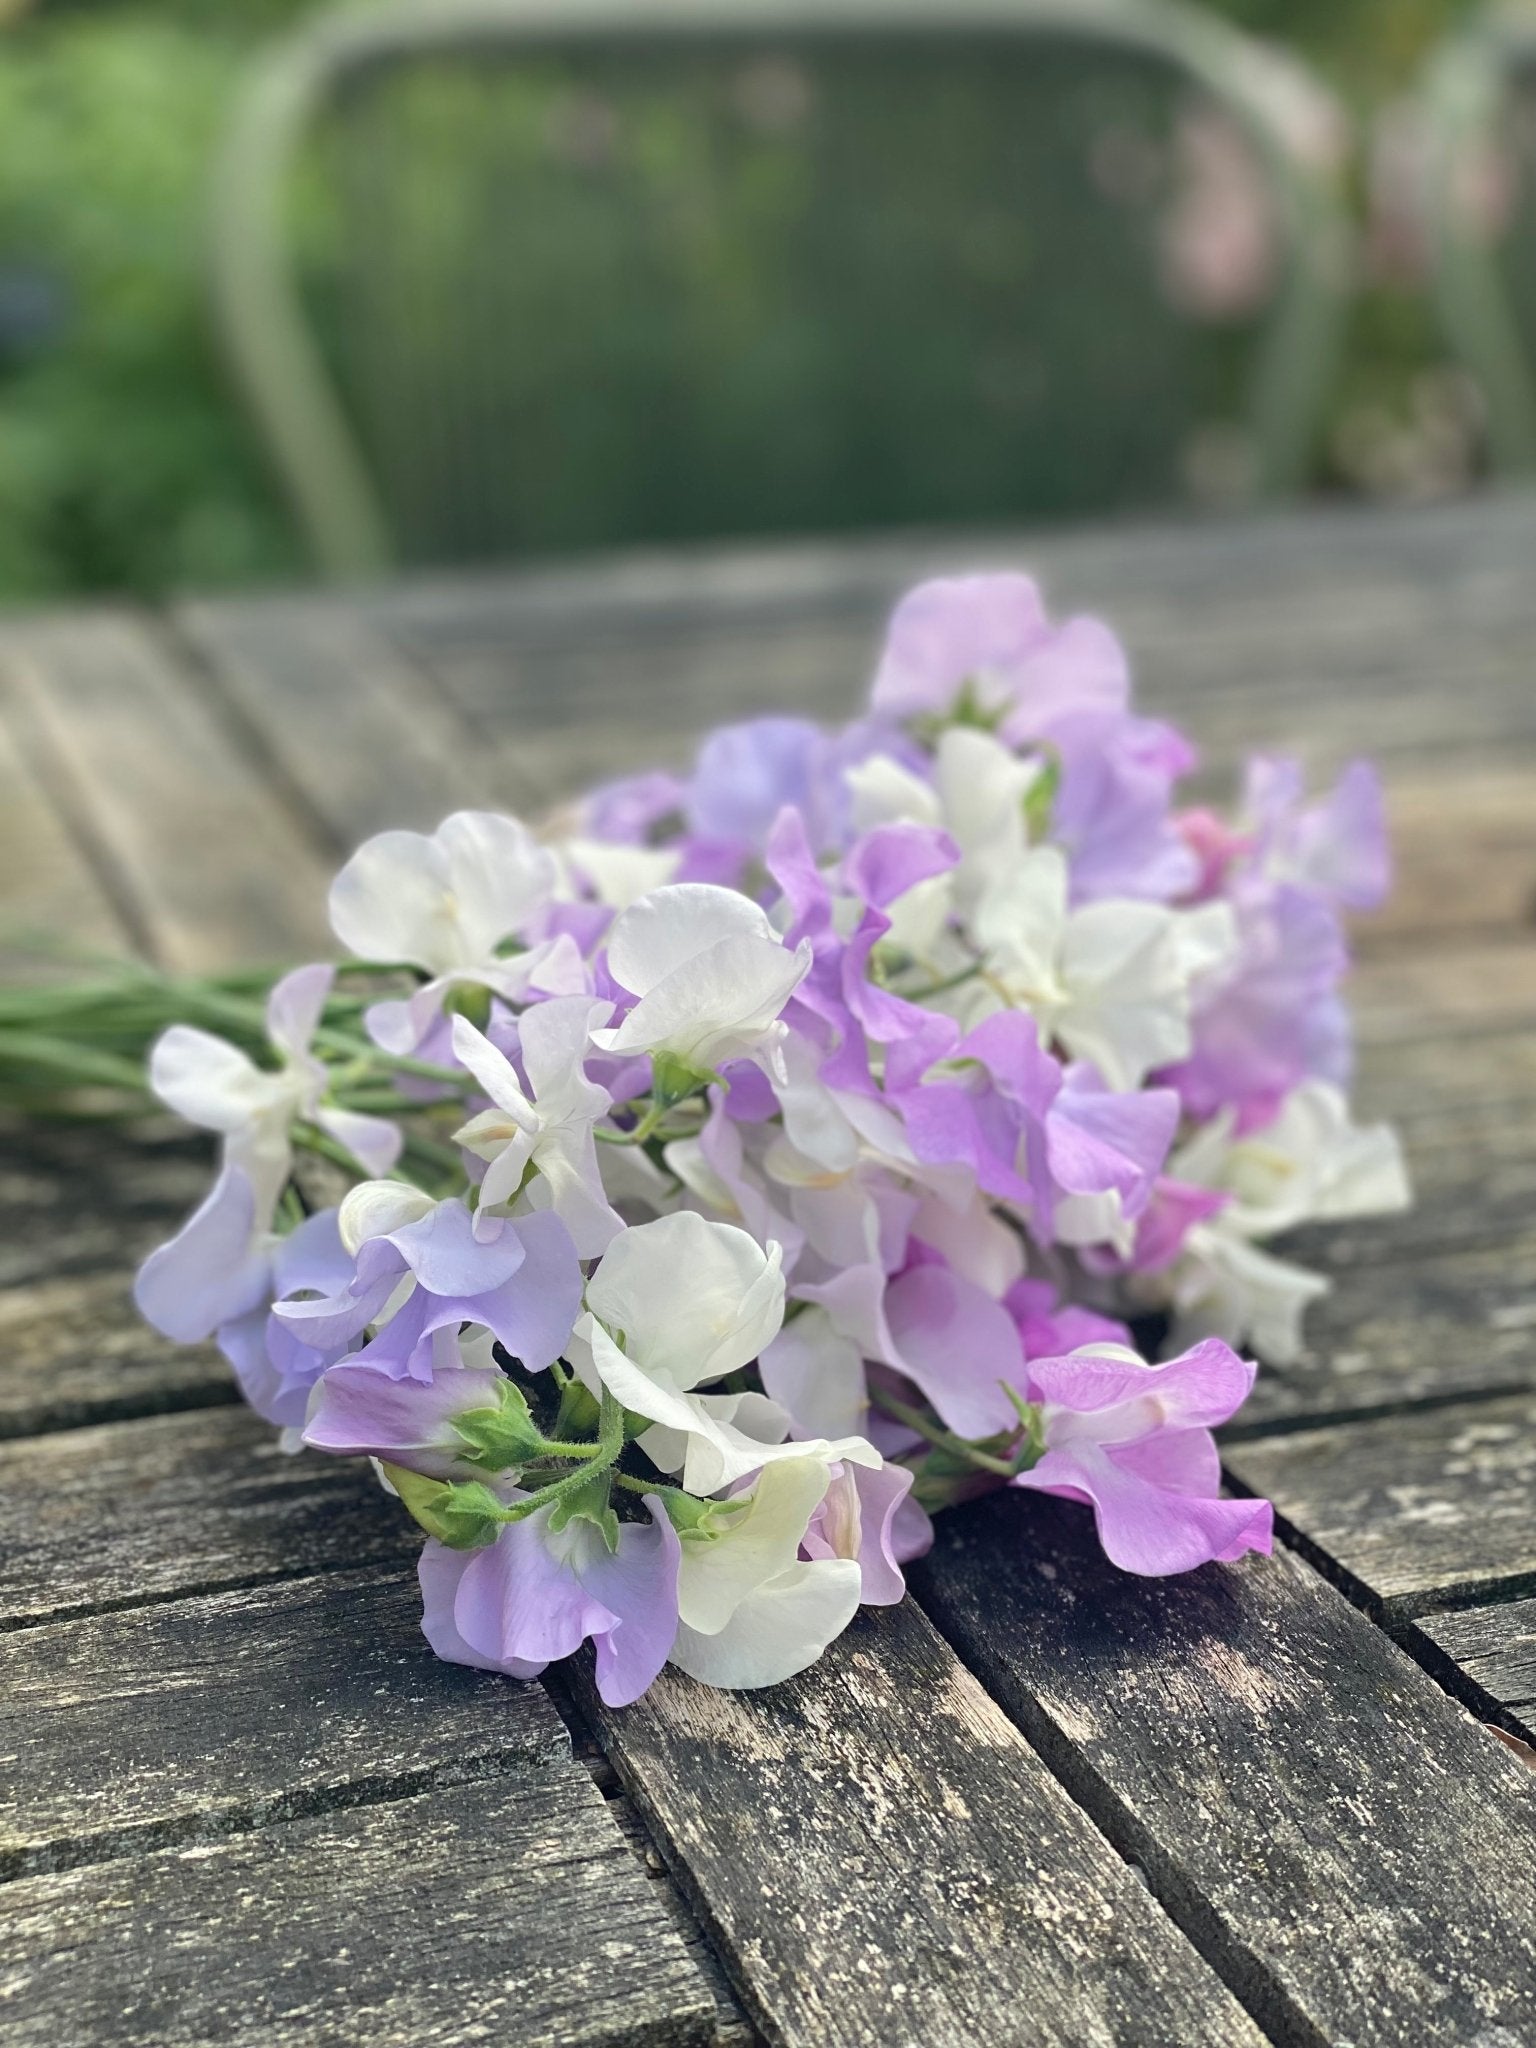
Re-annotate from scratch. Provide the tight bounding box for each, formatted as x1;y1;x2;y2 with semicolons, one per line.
883;1262;1025;1438
303;1362;509;1476
578;1501;682;1708
419;1542;545;1678
134;1165;269;1344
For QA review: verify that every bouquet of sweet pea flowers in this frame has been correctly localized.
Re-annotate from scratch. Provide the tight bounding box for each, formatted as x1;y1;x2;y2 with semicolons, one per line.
71;573;1410;1704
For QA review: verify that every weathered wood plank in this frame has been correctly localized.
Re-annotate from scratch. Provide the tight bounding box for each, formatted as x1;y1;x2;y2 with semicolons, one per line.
910;1490;1536;2048
1223;1393;1536;1612
0;1264;234;1440
0;709;129;974
1351;937;1536;1050
173;596;529;847
0;1566;567;1880
0;613;331;970
0;1123;209;1293
1236;1236;1536;1428
577;1598;1267;2048
0;1774;719;2048
0;1408;412;1628
1417;1597;1536;1732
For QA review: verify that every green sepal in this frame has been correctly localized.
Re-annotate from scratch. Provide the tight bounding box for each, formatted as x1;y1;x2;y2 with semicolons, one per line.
547;1471;620;1553
553;1374;601;1439
649;1049;715;1112
1001;1383;1046;1473
655;1484;749;1540
442;983;492;1029
451;1380;546;1474
1022;752;1061;841
383;1464;508;1549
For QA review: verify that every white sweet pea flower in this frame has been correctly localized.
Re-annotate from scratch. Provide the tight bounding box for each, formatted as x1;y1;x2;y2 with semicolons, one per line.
590;883;812;1088
555;837;681;909
667;1455;863;1689
968;848;1237;1089
575;1212;881;1493
844;728;1040;955
151;962;400;1217
1160;1080;1411;1362
450;1003;623;1257
328;811;588;1052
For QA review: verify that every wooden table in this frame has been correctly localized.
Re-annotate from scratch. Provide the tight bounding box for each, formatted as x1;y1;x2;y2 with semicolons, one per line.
3;493;1536;2047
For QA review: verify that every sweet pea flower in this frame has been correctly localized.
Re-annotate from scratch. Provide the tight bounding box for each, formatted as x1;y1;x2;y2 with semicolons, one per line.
216;1206;356;1428
590;883;812;1086
1148;1080;1410;1361
668;1455;864;1689
1014;1339;1274;1575
328;811;587;1053
135;1162;275;1346
869;572;1128;739
303;1360;523;1479
968;847;1237;1090
419;1490;681;1708
576;1212;881;1494
451;1003;623;1257
1245;755;1391;912
274;1182;581;1383
149;962;400;1217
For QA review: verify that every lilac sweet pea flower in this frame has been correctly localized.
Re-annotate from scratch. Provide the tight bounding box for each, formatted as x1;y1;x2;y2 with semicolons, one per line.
800;1454;930;1603
134;1162;274;1346
216;1207;355;1428
419;1492;681;1708
1013;1339;1274;1575
1245;755;1391;912
870;573;1128;737
274;1185;581;1383
303;1361;515;1478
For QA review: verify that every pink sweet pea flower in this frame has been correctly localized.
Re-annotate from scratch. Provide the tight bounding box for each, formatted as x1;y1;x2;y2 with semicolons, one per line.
1013;1338;1273;1576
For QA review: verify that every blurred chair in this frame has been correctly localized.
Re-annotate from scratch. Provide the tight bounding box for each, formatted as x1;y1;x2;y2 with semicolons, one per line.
1423;9;1536;474
209;0;1350;579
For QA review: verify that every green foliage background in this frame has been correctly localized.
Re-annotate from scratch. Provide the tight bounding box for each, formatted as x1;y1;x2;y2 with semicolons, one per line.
0;0;1490;600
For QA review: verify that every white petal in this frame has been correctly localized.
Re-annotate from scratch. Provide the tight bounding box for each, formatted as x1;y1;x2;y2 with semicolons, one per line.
560;838;680;909
585;1213;784;1390
604;883;780;997
668;1559;862;1689
150;1026;282;1135
339;1178;434;1254
434;811;558;965
675;1455;834;1634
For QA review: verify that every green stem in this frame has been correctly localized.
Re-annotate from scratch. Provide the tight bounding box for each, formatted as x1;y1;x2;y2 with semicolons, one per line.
868;1384;1018;1477
495;1390;624;1523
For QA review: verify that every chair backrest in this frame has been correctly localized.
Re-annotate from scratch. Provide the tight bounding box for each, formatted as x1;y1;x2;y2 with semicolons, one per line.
1423;9;1536;474
210;0;1350;578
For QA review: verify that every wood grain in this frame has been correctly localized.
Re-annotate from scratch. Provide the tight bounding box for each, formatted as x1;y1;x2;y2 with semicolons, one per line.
1235;1237;1536;1428
0;1775;720;2048
173;596;531;847
0;613;332;970
911;1490;1536;2048
1417;1597;1536;1733
0;1407;414;1628
0;708;128;973
0;1123;210;1292
578;1598;1266;2048
0;1262;235;1439
1225;1393;1536;1611
0;1567;567;1879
